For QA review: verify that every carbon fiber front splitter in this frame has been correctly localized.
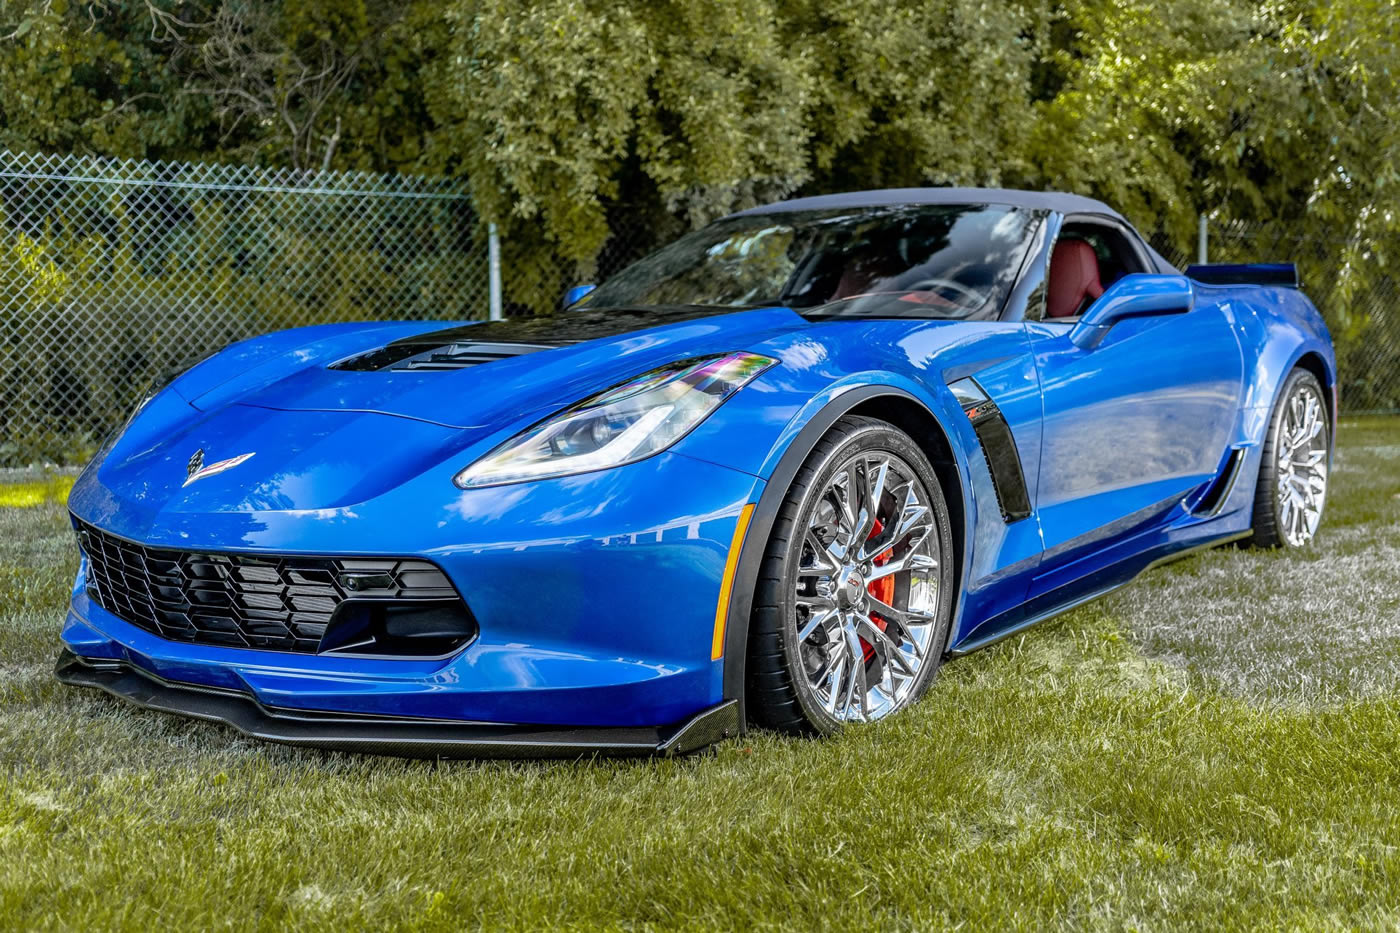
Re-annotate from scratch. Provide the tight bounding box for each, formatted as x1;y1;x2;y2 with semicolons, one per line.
54;650;740;759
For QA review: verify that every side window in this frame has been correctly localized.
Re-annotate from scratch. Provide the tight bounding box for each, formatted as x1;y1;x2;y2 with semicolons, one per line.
1039;220;1150;322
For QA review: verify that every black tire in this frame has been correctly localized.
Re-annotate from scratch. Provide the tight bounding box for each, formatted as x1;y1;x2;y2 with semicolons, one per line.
745;415;956;735
1250;367;1330;548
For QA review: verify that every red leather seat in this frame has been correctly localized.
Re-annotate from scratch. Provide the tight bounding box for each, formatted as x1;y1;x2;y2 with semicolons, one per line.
1047;239;1105;319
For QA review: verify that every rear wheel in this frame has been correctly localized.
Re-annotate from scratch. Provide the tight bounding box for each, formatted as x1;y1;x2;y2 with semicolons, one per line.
746;416;955;734
1251;368;1330;548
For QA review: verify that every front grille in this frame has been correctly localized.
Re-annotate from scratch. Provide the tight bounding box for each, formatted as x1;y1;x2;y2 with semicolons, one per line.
76;521;466;655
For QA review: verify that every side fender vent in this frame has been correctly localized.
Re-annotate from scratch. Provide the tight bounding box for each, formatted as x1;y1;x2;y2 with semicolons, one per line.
949;378;1033;523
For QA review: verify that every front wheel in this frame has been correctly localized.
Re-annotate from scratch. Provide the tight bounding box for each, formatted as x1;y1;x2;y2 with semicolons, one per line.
746;416;955;734
1250;368;1330;548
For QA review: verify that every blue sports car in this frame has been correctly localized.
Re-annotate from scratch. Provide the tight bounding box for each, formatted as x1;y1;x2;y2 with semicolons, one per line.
57;188;1335;756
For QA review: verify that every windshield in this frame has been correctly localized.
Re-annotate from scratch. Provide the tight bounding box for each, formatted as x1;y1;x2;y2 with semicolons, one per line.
578;204;1041;320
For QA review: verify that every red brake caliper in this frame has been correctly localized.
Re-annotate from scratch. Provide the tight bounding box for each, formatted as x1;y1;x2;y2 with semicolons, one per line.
861;518;896;663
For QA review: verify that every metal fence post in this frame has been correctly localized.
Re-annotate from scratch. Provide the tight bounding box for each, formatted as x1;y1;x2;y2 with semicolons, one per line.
488;222;503;321
1197;213;1209;265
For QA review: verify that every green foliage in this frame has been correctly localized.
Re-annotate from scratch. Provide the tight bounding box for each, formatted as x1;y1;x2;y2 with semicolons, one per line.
0;0;213;159
1;0;1399;406
422;1;1400;280
4;1;1398;263
420;0;1400;405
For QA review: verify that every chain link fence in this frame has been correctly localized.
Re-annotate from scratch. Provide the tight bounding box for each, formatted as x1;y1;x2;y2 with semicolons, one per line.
0;150;486;467
2;149;1395;468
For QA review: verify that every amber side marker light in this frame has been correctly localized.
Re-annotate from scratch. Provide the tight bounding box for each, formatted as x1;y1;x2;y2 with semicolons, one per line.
711;503;756;661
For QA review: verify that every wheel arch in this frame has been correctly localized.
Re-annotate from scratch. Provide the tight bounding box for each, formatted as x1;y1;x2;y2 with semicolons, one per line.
1292;350;1335;425
720;385;970;723
1247;344;1338;451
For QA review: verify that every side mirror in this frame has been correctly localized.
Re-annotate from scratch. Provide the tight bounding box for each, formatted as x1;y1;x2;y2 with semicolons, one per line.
1069;274;1194;350
562;284;597;309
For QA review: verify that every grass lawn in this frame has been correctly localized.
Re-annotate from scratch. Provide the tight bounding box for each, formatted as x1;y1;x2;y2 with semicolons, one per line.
2;419;1398;930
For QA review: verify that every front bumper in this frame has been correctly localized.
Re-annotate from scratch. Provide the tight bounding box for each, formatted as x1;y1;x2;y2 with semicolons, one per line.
62;449;765;735
56;650;740;758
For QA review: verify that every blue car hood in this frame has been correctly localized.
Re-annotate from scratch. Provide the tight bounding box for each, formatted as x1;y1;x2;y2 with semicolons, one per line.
94;306;818;513
190;306;809;430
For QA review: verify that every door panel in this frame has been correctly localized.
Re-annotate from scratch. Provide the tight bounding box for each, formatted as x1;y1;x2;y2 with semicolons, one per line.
1026;304;1244;565
900;321;1046;643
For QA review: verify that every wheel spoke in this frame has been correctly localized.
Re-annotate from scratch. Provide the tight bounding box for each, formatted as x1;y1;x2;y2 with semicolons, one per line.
797;607;837;642
867;593;936;628
858;616;917;677
1294;448;1326;469
823;652;846;715
799;530;841;574
858;459;890;539
842;625;865;720
795;592;836;612
834;470;860;539
865;550;937;583
861;483;931;560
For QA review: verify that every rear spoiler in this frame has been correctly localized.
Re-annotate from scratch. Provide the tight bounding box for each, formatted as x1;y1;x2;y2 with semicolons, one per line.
1185;262;1299;289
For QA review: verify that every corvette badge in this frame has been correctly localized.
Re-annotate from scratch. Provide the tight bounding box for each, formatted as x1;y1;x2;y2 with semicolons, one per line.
183;450;255;487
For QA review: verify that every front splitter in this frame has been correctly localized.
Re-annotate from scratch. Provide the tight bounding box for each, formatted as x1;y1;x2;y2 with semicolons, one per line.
55;650;740;759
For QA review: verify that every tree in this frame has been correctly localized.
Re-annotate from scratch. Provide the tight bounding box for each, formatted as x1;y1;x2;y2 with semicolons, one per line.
0;0;214;159
142;0;448;172
423;0;1399;274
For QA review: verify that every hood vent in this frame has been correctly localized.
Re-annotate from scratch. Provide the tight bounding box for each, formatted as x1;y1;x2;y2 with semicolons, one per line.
331;340;553;373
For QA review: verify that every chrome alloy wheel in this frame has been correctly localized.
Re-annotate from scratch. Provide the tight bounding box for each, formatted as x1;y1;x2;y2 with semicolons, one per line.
1275;382;1329;547
793;451;942;722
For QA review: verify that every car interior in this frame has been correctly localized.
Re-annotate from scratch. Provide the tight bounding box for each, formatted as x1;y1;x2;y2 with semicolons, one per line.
1044;221;1148;321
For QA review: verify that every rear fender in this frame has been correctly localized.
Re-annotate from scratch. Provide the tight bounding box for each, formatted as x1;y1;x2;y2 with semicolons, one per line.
1228;286;1337;445
1198;286;1336;523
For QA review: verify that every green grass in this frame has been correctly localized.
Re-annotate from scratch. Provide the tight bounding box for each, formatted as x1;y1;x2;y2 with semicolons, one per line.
2;419;1398;930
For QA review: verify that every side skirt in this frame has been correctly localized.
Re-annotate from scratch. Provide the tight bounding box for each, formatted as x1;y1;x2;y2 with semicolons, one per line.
947;530;1250;657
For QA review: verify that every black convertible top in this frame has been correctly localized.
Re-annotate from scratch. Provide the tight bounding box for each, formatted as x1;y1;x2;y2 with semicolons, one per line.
729;187;1125;220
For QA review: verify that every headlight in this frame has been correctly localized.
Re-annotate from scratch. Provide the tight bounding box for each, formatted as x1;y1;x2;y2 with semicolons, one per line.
454;351;777;488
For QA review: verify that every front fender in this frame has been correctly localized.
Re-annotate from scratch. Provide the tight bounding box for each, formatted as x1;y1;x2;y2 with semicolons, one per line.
707;379;979;719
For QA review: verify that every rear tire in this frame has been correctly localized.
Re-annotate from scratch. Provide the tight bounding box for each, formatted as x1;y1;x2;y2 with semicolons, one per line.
1250;368;1330;548
745;416;955;735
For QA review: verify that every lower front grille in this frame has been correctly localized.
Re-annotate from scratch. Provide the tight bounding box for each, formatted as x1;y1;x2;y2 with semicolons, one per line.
76;520;473;656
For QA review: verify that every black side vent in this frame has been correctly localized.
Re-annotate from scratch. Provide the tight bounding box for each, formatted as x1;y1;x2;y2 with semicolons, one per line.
332;341;553;373
948;377;1033;523
1191;448;1245;517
